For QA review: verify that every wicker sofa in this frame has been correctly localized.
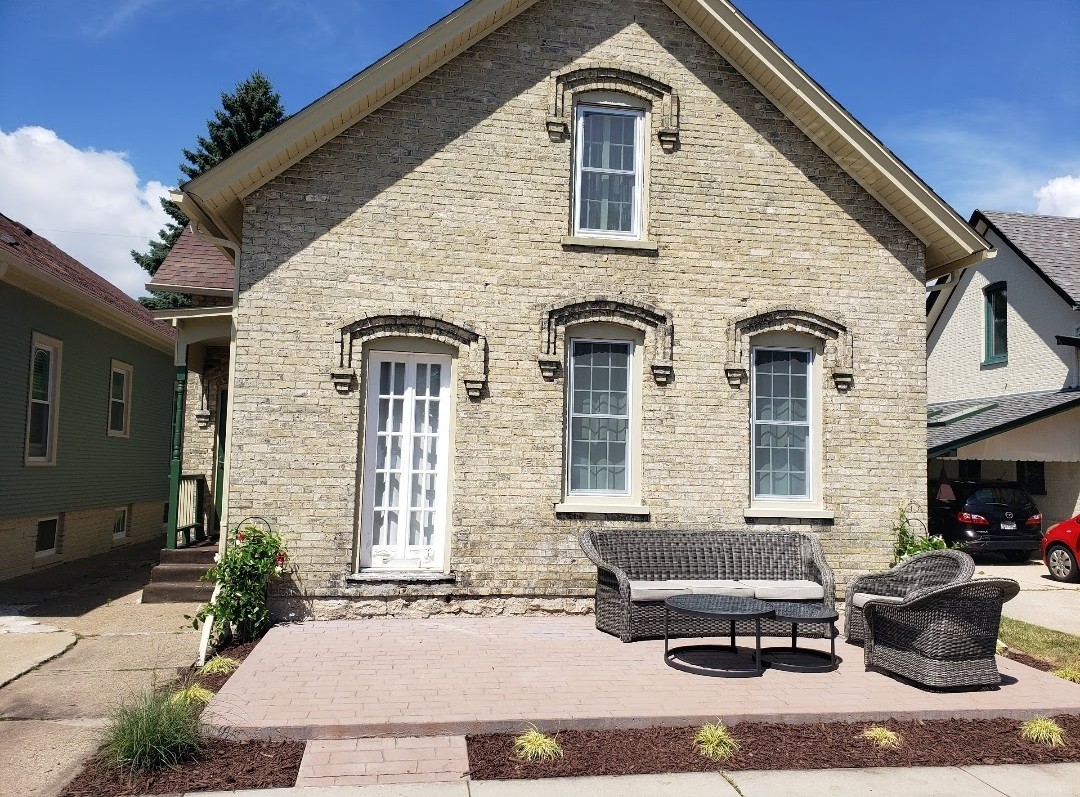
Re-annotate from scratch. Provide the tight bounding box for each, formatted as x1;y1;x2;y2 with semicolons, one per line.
579;529;835;642
843;550;975;644
863;578;1020;688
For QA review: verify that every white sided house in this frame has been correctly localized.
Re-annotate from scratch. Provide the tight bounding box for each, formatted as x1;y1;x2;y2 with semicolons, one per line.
156;0;991;618
928;211;1080;524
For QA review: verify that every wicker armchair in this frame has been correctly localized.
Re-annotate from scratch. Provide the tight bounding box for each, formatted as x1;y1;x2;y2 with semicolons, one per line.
862;578;1020;689
844;550;975;644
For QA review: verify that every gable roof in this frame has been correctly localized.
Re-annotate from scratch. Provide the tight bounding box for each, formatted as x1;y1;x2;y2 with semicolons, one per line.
178;0;990;276
928;388;1080;458
0;212;174;352
146;225;234;297
975;210;1080;306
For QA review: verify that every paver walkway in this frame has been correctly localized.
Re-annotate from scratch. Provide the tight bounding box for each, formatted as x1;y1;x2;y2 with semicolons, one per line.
203;616;1080;740
297;736;469;787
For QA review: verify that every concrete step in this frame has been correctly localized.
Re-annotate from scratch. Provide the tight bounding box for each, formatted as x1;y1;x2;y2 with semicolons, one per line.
142;581;215;604
150;562;212;583
158;544;218;565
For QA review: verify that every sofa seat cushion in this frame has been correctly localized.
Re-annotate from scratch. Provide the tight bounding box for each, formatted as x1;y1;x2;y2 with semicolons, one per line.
850;592;906;609
740;579;825;601
628;580;756;601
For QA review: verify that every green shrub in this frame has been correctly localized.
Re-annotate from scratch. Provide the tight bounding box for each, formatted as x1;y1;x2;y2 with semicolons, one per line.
1020;717;1066;747
513;725;563;761
694;721;740;761
191;525;288;644
104;688;202;772
893;506;948;565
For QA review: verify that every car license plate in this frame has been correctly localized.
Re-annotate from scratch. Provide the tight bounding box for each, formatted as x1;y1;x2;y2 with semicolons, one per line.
1000;521;1017;530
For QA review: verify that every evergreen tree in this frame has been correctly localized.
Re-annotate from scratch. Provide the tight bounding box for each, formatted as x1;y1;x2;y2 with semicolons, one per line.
136;72;285;309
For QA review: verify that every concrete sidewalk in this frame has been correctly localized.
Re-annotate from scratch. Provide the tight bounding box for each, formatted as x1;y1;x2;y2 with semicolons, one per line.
975;556;1080;637
179;763;1080;797
0;537;203;797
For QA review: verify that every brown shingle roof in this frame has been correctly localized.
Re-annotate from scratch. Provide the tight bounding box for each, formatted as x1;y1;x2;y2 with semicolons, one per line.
0;212;174;340
148;225;234;293
978;211;1080;305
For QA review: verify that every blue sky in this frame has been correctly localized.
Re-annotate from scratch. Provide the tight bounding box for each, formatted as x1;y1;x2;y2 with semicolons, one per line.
1;0;1078;295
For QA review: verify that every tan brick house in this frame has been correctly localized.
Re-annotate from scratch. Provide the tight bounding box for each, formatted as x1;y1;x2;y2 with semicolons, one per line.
155;0;991;617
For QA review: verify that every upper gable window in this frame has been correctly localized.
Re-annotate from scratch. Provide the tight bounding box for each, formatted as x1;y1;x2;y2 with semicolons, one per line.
573;104;644;239
983;281;1007;366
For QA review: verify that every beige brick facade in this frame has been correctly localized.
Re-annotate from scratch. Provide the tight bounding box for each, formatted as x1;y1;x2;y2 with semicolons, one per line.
0;499;164;582
222;0;928;616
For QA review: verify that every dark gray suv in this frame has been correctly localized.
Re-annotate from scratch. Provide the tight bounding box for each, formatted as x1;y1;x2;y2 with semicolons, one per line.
928;480;1043;562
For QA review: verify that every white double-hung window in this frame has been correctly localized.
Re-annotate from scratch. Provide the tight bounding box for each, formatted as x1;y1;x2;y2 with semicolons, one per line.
567;339;633;496
26;333;61;464
574;105;644;239
752;348;812;501
360;351;451;570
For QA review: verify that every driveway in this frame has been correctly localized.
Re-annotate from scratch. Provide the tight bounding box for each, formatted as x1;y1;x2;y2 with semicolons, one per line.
0;539;202;797
972;554;1080;636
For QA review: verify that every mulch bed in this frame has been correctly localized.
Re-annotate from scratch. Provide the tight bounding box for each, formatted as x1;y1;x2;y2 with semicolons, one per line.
1005;649;1056;672
59;740;304;797
59;638;291;796
468;715;1080;780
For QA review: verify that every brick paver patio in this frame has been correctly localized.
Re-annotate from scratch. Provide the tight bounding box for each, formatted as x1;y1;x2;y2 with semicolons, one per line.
296;736;469;787
203;617;1080;740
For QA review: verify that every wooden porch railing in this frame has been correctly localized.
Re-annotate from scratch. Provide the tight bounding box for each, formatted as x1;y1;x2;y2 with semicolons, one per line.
169;474;208;548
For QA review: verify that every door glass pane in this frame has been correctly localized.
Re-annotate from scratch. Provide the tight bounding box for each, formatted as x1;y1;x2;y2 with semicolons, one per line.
365;355;449;567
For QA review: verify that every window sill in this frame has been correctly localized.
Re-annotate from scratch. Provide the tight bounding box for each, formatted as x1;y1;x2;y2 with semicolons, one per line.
744;507;835;521
347;570;457;584
561;236;658;253
554;501;650;516
980;357;1008;368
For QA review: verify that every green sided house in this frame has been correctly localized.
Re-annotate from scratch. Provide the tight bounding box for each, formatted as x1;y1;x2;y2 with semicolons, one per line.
156;0;992;617
0;213;175;581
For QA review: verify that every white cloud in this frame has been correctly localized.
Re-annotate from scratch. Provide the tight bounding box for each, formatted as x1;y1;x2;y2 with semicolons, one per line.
1035;176;1080;217
0;126;172;297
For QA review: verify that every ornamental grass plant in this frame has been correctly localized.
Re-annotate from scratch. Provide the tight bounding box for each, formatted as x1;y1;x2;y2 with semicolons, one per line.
103;687;202;772
694;721;740;761
1020;717;1066;748
200;655;240;676
513;725;564;761
859;724;903;750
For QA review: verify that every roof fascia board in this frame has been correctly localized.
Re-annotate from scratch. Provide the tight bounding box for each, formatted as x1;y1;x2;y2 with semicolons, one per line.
182;0;539;234
152;306;235;321
927;396;1080;458
972;210;1078;307
0;251;174;354
663;0;990;272
144;282;234;298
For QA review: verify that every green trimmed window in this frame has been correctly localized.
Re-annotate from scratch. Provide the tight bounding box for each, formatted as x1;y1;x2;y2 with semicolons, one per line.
983;281;1007;365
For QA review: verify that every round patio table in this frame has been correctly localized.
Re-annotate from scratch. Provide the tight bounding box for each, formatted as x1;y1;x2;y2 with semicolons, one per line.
663;594;774;678
760;601;839;672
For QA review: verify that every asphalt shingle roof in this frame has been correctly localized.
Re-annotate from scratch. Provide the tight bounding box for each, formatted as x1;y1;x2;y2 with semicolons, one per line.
0;212;174;340
980;211;1080;304
148;224;233;293
928;389;1080;456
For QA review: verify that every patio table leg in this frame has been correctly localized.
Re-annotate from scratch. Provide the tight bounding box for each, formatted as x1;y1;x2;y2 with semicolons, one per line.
730;619;736;651
664;604;670;657
755;618;762;673
791;622;798;650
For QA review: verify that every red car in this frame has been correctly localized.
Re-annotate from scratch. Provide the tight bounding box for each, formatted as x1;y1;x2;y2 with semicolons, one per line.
1042;517;1080;582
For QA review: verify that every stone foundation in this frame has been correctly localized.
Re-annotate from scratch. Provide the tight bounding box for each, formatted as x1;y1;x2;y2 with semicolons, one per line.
273;595;593;621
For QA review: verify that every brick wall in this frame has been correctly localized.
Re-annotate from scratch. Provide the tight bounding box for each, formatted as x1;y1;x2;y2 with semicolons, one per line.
227;0;928;616
0;499;164;582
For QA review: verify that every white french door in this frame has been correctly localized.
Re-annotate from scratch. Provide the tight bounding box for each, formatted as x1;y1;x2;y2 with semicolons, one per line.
360;352;451;570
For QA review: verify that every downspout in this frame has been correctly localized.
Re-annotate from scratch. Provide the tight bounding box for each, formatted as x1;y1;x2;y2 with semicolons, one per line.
189;223;241;667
